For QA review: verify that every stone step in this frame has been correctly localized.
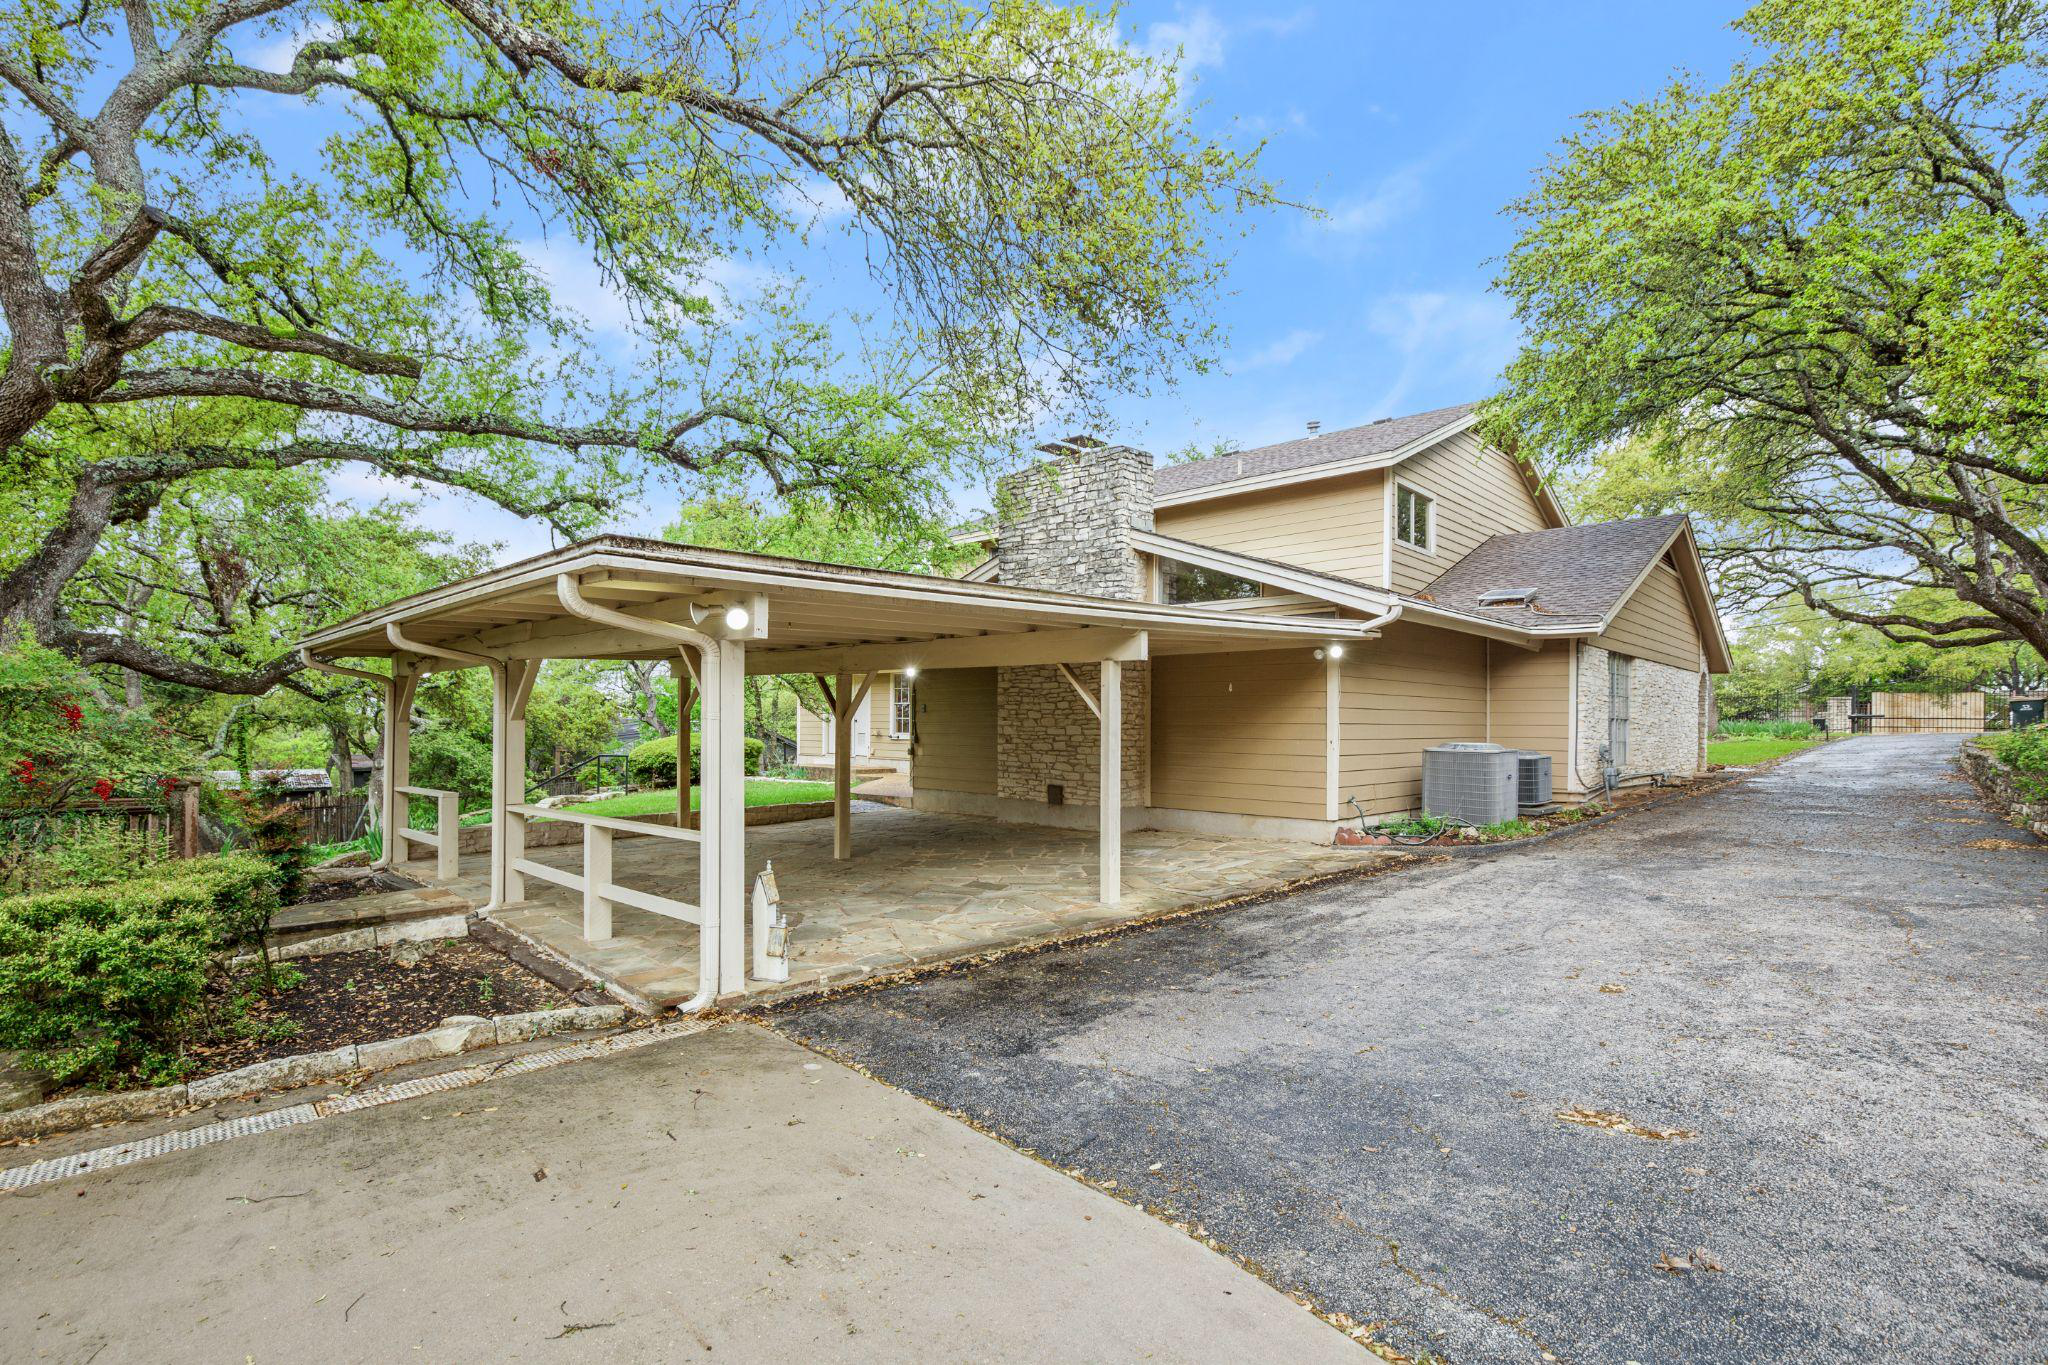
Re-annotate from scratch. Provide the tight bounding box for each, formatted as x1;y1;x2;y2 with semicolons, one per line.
271;885;473;937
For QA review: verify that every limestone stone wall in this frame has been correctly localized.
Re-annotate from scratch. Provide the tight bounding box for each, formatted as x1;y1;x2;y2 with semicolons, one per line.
983;441;1156;811
996;663;1149;808
992;443;1154;596
1573;643;1706;790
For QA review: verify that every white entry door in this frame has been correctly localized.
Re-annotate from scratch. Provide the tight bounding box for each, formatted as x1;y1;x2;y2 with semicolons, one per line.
821;695;873;758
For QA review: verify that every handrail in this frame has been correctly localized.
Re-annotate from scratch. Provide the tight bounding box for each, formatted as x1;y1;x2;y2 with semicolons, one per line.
392;784;461;879
508;802;699;842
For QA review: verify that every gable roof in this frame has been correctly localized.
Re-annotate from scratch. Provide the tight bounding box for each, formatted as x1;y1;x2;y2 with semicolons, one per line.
1155;402;1479;503
1413;515;1685;628
1408;513;1730;670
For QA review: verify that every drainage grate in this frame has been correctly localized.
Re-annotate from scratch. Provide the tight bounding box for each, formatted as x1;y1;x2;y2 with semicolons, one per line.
0;1017;712;1193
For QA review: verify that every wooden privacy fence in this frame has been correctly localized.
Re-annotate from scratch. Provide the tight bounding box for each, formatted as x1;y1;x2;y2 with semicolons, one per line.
1863;691;1987;734
293;792;371;846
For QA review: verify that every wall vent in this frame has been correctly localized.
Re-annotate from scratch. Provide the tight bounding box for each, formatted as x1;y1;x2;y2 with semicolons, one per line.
1047;783;1065;805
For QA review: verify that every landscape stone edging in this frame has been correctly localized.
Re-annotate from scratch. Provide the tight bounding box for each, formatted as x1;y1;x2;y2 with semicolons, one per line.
229;910;472;967
1958;744;2048;839
0;1004;628;1140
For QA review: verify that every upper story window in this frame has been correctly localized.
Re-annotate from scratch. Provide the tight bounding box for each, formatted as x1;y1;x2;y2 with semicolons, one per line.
891;674;913;737
1395;483;1435;552
1160;557;1262;605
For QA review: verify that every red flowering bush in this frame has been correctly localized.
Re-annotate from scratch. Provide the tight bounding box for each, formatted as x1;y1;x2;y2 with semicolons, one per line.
0;644;189;813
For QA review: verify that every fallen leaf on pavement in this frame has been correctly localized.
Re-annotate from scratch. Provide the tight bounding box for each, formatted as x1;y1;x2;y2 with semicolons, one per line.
1556;1106;1696;1140
1656;1247;1724;1274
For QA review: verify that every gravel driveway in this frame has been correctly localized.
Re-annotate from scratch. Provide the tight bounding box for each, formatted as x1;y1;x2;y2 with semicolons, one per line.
775;736;2048;1363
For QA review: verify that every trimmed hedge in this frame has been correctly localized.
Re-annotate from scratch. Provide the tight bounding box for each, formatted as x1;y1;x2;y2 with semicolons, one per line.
627;733;763;787
0;853;280;1086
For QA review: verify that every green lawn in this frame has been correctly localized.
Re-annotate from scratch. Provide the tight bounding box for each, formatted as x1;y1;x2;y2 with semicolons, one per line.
1707;735;1827;766
565;779;835;818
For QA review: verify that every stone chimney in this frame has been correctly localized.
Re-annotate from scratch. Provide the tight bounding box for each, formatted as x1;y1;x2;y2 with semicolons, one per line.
994;436;1155;600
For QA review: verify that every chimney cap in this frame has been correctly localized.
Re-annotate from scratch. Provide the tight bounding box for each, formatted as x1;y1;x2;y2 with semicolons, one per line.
1035;433;1109;457
1306;420;1321;437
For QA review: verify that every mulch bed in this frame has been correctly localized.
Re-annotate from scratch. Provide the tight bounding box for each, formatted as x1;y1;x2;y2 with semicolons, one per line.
186;938;573;1075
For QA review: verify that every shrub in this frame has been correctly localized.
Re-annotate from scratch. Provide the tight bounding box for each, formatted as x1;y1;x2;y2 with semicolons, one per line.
9;819;171;893
627;733;762;786
227;778;311;907
1981;726;2048;801
0;853;281;1085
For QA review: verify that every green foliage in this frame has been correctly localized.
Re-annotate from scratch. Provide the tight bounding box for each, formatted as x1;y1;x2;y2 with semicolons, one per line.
0;642;192;810
0;854;281;1085
626;733;762;786
1980;727;2048;801
6;821;172;895
226;780;312;909
1491;0;2048;657
1383;812;1457;840
407;725;493;805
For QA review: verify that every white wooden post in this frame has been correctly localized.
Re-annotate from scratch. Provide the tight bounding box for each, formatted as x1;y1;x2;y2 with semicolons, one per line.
715;638;748;991
502;659;536;904
434;789;461;882
582;821;614;940
377;662;417;870
673;652;697;831
833;667;853;860
1099;659;1122;906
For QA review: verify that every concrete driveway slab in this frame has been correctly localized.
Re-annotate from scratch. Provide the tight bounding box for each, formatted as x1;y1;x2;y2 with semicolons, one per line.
776;736;2048;1363
0;1026;1360;1363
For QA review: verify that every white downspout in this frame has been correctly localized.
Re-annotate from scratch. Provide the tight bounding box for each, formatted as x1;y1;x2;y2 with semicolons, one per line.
555;574;726;1015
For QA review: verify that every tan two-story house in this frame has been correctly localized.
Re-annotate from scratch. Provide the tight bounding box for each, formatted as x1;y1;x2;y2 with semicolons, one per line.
799;402;1728;840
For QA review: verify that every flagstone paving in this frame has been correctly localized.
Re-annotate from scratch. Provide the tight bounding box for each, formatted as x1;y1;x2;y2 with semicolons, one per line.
464;807;1390;1007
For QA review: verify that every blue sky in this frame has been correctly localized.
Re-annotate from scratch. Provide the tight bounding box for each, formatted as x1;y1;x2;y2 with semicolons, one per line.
325;2;1752;560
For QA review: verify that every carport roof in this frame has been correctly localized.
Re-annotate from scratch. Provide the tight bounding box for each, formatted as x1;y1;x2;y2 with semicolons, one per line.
299;535;1382;673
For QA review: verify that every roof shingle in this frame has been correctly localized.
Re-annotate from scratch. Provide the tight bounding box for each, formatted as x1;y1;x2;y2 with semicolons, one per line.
1409;514;1689;629
1155;402;1478;499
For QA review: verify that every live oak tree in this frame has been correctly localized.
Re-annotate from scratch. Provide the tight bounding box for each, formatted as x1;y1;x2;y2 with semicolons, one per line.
0;0;1270;690
1489;0;2048;657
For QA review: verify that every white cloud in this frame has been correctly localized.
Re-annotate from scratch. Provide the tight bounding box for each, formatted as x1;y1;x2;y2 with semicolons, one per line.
243;16;341;75
1319;163;1427;239
1239;327;1323;370
1364;290;1520;414
1141;7;1229;73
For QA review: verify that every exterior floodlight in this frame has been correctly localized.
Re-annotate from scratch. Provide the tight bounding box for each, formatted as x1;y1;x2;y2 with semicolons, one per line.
723;605;750;631
1328;643;1346;659
903;665;919;679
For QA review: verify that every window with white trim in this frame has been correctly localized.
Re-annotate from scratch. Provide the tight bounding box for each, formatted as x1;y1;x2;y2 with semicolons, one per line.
891;673;913;738
1395;483;1434;552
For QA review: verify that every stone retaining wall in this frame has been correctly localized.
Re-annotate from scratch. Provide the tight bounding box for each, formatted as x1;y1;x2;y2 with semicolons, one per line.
1958;744;2048;838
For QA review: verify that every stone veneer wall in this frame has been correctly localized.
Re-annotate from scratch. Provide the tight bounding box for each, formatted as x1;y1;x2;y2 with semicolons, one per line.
1573;643;1707;791
993;444;1154;598
980;443;1156;812
995;664;1149;806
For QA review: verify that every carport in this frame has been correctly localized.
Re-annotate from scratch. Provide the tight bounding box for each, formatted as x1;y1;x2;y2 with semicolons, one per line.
298;536;1381;1007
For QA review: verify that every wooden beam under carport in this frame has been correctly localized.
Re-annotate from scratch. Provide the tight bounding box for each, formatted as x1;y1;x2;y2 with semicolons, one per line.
751;626;1149;675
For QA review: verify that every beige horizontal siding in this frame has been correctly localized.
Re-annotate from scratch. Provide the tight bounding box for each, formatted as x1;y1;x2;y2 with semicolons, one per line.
1487;640;1574;788
1390;433;1553;595
1150;649;1327;820
1153;470;1384;582
794;672;908;759
1595;561;1703;672
1339;622;1489;817
910;667;996;794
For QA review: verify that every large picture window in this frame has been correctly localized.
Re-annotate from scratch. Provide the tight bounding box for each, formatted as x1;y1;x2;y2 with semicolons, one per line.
1396;483;1435;552
1160;557;1262;605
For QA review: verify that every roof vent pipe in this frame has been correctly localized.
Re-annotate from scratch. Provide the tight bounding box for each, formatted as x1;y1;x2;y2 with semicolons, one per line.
1306;420;1321;438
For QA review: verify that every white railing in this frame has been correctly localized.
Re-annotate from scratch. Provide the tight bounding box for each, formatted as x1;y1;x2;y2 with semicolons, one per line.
394;785;461;880
506;803;701;940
